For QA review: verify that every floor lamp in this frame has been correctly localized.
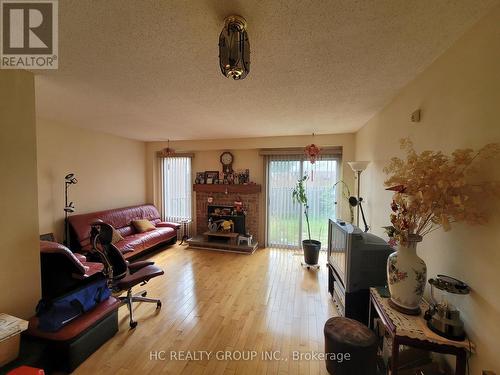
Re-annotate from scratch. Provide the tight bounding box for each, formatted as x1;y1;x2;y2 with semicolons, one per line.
64;173;78;246
347;161;370;231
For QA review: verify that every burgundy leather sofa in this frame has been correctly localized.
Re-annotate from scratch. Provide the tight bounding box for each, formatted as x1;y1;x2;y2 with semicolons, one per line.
68;204;179;259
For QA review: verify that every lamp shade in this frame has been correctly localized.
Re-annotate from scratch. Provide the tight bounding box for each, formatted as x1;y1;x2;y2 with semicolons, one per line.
65;173;78;184
347;161;370;172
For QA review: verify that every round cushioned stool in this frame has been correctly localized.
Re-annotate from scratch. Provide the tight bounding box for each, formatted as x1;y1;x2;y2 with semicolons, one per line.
324;317;378;375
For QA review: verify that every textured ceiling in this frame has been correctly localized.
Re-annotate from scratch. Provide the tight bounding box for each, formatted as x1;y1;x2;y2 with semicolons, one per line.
35;0;498;141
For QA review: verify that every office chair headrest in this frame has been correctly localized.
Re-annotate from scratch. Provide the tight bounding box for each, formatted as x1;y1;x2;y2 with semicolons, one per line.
90;221;128;282
91;221;113;246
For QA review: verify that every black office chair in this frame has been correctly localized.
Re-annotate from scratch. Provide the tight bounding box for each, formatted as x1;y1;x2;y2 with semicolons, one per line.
90;222;164;328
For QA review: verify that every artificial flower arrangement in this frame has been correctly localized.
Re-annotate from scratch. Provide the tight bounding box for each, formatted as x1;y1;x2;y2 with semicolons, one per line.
382;138;500;314
383;138;500;246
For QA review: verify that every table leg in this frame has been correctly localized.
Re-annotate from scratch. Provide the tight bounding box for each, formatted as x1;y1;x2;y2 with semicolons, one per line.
455;350;467;375
391;338;400;375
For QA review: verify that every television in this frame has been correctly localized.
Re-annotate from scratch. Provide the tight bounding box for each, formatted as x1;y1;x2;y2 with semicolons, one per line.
327;219;393;321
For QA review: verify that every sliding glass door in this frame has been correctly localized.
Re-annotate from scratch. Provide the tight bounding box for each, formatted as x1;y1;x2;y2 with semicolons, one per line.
266;155;338;249
267;157;303;248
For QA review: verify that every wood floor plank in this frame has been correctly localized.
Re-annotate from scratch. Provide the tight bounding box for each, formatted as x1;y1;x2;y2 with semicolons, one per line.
74;245;337;375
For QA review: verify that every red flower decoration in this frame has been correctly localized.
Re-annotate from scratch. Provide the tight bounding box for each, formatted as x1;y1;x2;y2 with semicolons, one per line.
304;143;321;164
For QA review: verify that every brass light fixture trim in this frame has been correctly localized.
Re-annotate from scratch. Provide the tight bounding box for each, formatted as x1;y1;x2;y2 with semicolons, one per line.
219;15;250;80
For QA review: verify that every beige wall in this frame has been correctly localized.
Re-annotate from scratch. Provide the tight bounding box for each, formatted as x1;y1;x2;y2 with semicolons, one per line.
146;134;356;243
0;70;41;318
37;120;147;241
355;7;500;373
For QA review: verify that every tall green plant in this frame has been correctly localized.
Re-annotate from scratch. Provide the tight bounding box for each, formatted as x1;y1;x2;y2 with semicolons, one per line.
292;174;312;242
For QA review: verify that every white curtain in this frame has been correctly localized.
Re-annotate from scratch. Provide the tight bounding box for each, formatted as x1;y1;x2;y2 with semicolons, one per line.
266;153;339;249
159;156;192;222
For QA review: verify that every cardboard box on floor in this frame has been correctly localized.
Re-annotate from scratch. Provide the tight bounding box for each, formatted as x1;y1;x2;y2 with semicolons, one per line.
0;314;29;367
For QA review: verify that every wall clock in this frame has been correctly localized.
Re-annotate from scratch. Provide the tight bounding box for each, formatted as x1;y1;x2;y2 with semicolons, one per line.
220;152;234;173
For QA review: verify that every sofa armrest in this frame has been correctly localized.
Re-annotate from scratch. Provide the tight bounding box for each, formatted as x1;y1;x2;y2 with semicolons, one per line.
156;221;181;230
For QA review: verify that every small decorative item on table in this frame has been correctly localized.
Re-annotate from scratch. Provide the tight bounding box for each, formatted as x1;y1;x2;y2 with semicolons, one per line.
383;139;500;315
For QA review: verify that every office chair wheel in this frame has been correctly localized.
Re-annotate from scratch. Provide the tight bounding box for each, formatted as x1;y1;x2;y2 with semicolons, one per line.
157;301;162;309
130;321;138;329
141;291;147;297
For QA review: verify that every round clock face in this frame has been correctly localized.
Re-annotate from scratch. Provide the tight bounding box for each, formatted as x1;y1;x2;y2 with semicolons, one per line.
220;152;233;165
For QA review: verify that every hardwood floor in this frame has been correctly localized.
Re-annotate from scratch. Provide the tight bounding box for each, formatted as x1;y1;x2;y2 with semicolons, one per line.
75;245;338;374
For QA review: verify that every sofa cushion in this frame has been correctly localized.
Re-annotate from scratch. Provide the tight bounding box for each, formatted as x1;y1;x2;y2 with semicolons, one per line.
115;227;175;256
111;226;124;244
114;234;146;254
117;225;135;238
131;219;155;233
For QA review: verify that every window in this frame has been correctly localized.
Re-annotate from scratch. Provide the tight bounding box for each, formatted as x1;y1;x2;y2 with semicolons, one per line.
159;157;192;222
266;154;339;249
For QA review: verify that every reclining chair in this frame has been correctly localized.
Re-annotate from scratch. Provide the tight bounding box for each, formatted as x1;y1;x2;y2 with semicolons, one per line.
39;240;104;300
90;222;164;328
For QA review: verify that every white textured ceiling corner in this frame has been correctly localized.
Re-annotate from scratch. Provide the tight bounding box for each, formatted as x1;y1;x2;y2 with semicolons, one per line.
35;0;498;141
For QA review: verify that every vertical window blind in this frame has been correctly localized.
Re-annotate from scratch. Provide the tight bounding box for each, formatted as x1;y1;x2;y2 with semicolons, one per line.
159;156;192;222
266;153;339;249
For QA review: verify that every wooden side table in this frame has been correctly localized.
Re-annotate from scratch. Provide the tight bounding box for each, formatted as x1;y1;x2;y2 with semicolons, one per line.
368;288;474;375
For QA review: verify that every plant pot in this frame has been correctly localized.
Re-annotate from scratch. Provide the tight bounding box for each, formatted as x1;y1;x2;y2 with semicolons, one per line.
387;235;427;315
302;240;321;265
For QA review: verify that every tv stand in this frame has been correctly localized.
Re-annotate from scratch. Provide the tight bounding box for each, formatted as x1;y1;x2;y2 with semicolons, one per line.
327;263;370;324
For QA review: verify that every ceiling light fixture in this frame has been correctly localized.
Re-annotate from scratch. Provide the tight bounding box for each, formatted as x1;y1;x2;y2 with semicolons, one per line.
219;15;250;80
160;139;176;157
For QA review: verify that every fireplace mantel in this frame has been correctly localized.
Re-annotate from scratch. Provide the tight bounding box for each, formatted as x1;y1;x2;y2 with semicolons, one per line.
193;184;261;194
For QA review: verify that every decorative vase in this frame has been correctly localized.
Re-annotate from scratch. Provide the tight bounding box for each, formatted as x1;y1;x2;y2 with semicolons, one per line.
387;234;427;315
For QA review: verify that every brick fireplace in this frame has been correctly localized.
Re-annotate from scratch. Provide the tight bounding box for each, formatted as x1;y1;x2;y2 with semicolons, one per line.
194;184;261;243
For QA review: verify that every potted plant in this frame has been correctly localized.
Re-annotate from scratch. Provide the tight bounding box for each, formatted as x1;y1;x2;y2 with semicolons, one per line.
383;138;499;314
292;174;321;265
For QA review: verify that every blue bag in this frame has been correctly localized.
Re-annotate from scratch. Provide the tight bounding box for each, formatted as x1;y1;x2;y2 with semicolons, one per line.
36;279;111;332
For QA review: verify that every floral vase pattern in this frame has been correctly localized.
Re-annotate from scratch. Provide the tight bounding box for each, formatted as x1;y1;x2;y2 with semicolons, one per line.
387;235;427;313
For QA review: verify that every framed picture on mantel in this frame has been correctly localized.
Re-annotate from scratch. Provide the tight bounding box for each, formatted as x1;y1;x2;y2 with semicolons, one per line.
195;172;206;184
205;171;219;184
